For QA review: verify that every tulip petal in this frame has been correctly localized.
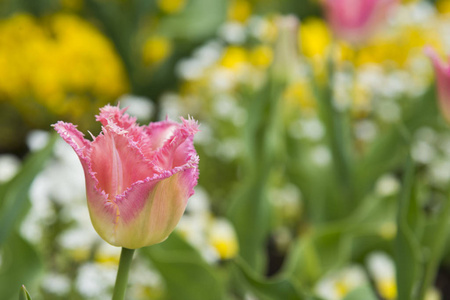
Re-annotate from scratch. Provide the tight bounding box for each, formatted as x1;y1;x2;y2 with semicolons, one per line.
151;117;199;170
96;104;148;146
90;125;157;198
425;46;450;123
52;121;90;161
53;105;200;249
111;166;198;249
144;120;179;151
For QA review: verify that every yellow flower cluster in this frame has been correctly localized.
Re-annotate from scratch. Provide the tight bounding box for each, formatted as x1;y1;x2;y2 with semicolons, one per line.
0;13;128;124
299;16;442;69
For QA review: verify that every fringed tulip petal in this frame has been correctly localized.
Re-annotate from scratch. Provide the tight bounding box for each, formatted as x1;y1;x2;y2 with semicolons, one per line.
53;104;199;249
426;47;450;123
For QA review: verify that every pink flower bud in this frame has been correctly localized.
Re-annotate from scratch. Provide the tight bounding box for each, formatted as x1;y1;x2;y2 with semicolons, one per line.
323;0;397;44
425;46;450;124
53;105;199;249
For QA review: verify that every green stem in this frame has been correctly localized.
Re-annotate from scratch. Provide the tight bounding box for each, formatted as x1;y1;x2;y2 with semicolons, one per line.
112;247;135;300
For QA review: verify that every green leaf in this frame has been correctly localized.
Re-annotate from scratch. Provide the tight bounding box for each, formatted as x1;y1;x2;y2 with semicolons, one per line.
227;180;270;272
19;285;32;300
233;257;311;300
159;0;227;41
140;232;226;300
0;232;42;300
394;156;422;300
0;133;57;245
342;285;377;300
283;224;353;287
415;192;450;300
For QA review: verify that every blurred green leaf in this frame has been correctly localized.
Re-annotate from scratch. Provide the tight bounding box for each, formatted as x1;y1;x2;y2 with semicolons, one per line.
19;285;32;300
227;179;270;272
140;232;226;300
355;87;438;200
233;257;311;300
228;80;287;272
159;0;227;41
283;225;352;286
0;232;41;300
0;134;57;245
395;156;422;300
416;192;450;300
341;285;377;300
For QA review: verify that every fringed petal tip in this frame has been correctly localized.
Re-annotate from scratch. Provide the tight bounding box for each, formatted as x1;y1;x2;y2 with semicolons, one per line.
95;103;137;128
52;121;90;159
180;115;200;135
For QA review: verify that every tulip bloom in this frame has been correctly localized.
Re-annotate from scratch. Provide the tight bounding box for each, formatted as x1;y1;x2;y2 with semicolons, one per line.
323;0;397;44
426;47;450;123
53;105;199;249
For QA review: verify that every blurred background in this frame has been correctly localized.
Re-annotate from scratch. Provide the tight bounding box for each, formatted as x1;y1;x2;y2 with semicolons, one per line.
2;0;450;299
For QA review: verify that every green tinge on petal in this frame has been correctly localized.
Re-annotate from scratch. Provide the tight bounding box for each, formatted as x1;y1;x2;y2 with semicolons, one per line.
115;173;189;249
88;172;190;249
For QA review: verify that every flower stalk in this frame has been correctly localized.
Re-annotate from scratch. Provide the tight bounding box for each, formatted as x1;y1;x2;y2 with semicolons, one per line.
112;247;135;300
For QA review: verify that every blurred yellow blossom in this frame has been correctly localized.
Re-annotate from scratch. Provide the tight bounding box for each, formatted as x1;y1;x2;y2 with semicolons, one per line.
94;244;121;266
299;18;331;59
354;24;442;67
228;0;252;23
157;0;186;14
208;219;239;260
437;0;450;14
249;45;273;68
377;279;397;300
142;36;172;65
0;13;128;125
220;46;249;70
284;80;317;112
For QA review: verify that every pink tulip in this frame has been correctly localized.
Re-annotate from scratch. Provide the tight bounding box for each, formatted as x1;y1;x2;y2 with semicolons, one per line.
425;47;450;123
323;0;397;44
53;104;199;249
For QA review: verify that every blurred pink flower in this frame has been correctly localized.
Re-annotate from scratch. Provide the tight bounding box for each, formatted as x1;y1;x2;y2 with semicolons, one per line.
323;0;397;44
53;105;199;249
426;47;450;123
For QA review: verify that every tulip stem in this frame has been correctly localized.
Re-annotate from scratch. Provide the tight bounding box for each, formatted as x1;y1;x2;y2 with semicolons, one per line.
112;247;135;300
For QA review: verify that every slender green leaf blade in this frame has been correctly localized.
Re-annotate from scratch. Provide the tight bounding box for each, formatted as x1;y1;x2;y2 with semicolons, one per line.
0;134;57;244
140;232;225;300
19;285;32;300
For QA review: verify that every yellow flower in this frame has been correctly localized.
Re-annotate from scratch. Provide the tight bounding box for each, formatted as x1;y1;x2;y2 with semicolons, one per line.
142;36;172;65
208;219;239;260
220;46;248;70
354;24;442;68
377;279;397;300
437;0;450;14
249;45;273;68
157;0;186;14
94;244;121;266
0;13;128;124
284;80;317;112
228;0;252;23
299;18;331;59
